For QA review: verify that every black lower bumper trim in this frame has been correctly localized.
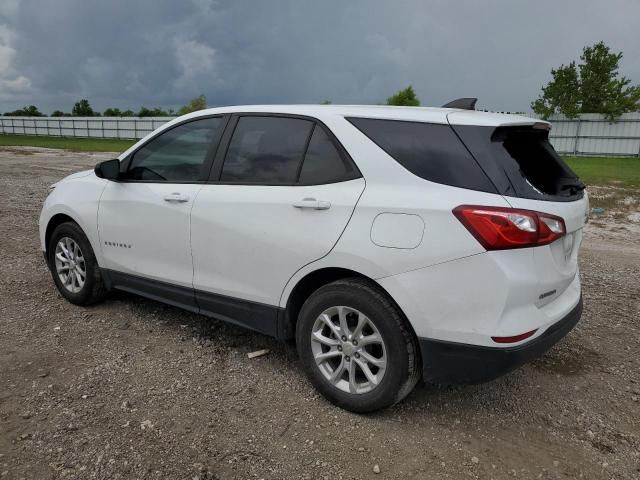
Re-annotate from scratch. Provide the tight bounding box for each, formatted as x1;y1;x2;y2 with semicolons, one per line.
419;296;583;384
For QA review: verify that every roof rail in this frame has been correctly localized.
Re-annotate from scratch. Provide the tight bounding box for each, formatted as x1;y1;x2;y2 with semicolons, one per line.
441;98;477;110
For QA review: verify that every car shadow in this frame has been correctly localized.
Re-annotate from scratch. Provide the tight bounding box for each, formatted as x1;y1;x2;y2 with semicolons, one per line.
98;289;590;420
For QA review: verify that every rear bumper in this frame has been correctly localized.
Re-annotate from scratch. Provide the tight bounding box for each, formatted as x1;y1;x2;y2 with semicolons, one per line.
419;295;583;384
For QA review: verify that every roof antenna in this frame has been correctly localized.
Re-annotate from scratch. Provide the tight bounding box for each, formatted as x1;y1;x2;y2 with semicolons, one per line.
442;98;477;110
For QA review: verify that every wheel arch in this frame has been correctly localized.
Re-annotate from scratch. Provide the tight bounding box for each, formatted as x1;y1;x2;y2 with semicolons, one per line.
279;267;419;348
45;213;80;255
43;211;106;269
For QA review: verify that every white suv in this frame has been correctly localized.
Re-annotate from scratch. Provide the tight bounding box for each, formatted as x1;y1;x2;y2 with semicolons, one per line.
40;103;587;412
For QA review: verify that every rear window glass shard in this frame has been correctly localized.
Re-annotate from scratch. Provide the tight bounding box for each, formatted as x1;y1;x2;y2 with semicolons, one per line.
493;126;583;197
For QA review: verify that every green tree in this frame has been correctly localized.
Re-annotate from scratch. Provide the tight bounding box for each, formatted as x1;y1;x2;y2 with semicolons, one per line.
532;41;640;120
137;107;153;117
51;110;70;117
25;105;44;116
137;106;170;117
4;105;44;116
386;86;420;106
72;99;95;116
579;42;640;118
103;107;122;116
177;95;207;115
320;99;332;105
531;63;581;119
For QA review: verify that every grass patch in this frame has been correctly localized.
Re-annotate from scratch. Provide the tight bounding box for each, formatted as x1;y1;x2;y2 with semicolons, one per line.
563;156;640;188
0;134;136;153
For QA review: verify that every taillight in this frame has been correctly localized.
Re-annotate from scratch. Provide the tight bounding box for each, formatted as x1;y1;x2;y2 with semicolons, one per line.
453;205;566;250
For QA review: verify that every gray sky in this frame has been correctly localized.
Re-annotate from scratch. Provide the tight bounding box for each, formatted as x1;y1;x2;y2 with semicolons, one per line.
1;0;639;114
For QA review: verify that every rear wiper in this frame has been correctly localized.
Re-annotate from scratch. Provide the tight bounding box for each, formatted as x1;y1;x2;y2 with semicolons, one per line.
560;182;586;192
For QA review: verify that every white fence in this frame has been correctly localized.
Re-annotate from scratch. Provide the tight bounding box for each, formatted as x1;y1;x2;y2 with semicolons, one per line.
1;112;640;157
542;112;640;157
0;116;175;140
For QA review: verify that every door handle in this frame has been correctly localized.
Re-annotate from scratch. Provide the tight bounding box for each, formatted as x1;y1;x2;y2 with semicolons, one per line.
292;198;331;210
163;192;190;203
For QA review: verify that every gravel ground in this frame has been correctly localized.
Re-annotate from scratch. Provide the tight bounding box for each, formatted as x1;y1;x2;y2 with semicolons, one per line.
1;147;639;480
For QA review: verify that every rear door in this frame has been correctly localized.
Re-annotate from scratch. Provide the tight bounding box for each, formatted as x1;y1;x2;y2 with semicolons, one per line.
190;114;364;334
448;114;589;305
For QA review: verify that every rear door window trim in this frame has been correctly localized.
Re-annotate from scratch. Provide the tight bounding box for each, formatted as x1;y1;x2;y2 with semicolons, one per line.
207;112;362;186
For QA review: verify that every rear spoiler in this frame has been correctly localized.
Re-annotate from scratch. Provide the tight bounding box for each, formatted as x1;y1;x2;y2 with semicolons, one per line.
442;98;477;110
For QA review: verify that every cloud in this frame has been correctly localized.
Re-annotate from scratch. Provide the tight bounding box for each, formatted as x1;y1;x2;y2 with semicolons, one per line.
0;24;32;99
0;0;639;113
0;0;20;19
173;39;217;91
0;43;14;71
0;75;31;93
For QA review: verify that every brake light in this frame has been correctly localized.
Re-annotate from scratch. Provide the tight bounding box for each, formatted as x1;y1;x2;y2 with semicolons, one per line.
453;205;566;250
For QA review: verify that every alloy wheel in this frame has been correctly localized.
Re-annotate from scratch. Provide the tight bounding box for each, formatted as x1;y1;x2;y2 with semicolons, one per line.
310;306;387;394
54;236;86;294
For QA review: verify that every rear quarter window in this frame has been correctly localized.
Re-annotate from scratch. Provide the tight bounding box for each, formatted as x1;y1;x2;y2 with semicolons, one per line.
346;117;497;193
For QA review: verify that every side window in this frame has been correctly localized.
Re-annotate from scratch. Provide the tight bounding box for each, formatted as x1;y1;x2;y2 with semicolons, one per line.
299;126;357;184
220;116;313;183
125;117;225;182
347;117;496;193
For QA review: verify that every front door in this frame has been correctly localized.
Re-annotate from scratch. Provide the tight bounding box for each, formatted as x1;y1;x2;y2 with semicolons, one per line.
97;116;227;302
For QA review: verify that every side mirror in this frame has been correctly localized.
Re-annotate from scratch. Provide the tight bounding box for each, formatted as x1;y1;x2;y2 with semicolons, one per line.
95;159;121;181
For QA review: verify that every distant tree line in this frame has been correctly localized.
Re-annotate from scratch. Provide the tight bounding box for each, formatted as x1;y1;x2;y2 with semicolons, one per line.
3;95;207;117
5;89;426;117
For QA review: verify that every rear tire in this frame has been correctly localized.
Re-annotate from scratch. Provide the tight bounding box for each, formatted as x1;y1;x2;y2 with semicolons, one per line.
48;222;107;306
296;278;421;413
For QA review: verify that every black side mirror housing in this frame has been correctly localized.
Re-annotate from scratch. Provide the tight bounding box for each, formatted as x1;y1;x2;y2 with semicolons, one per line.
95;159;121;181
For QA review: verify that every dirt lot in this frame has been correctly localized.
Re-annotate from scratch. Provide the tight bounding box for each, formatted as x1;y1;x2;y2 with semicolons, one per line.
1;147;639;480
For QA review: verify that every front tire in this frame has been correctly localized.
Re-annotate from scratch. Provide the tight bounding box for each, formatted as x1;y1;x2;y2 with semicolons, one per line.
48;222;107;306
296;278;421;413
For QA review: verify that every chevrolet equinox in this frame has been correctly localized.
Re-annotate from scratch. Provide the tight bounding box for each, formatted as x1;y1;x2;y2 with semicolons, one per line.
40;102;587;412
